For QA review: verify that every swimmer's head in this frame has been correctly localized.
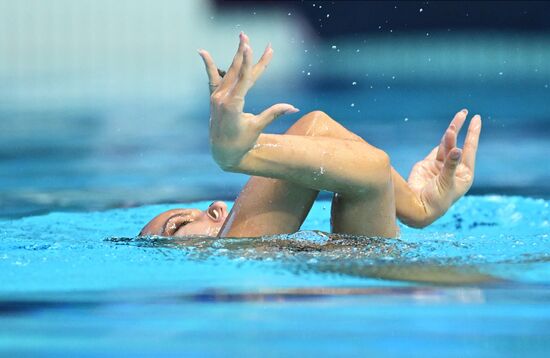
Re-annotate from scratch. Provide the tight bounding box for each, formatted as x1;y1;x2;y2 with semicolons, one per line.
139;201;228;237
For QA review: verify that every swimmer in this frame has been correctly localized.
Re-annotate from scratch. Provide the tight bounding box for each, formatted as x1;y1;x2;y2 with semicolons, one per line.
140;32;482;239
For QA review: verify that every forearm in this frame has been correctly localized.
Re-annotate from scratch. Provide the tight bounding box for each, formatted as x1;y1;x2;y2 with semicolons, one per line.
225;133;391;195
391;168;430;227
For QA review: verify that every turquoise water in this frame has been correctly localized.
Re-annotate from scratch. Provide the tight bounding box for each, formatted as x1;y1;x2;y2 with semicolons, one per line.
1;195;549;356
1;76;549;356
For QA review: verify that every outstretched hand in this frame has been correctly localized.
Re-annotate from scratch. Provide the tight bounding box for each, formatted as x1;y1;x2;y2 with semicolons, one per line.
198;33;299;170
408;109;482;225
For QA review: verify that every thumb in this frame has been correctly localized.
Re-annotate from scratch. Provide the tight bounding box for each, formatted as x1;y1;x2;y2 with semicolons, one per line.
438;148;461;192
255;103;299;130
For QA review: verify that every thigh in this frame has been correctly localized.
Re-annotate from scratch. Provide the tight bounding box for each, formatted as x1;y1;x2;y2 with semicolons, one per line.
218;176;318;237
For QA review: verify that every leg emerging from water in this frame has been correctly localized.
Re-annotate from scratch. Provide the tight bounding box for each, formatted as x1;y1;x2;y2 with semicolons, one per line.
219;111;397;238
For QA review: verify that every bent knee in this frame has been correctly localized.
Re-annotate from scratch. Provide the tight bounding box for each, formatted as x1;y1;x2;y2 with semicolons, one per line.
287;110;333;137
375;149;392;185
360;149;392;194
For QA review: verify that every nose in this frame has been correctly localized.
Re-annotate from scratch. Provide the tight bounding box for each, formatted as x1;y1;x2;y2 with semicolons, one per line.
211;201;227;211
207;201;228;221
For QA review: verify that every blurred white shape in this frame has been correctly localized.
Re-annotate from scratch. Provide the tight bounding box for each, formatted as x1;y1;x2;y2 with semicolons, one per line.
0;0;306;109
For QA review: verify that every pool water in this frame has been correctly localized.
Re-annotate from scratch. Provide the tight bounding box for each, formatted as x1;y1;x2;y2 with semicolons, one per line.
1;195;549;356
1;67;549;355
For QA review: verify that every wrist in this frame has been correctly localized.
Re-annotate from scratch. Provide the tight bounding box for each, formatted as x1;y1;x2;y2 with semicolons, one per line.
399;196;432;228
210;137;259;172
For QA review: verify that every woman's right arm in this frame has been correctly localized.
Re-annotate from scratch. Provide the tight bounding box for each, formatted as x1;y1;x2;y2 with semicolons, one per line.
200;33;392;196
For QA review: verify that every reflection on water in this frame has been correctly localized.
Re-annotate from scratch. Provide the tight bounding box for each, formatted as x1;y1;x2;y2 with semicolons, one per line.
108;232;499;285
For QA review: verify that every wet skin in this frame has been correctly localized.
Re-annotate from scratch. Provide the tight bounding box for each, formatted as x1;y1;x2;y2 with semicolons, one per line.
140;32;481;238
140;201;228;237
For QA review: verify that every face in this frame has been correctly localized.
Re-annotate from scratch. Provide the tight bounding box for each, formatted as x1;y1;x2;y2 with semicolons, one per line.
139;201;228;237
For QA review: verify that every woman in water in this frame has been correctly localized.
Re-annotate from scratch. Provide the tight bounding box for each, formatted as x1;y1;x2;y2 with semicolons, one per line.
140;33;482;239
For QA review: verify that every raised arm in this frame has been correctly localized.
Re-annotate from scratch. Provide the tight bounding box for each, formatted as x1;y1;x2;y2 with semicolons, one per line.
405;109;482;227
199;33;391;196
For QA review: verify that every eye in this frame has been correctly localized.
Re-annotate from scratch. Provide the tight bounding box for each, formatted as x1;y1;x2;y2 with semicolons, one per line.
162;215;193;236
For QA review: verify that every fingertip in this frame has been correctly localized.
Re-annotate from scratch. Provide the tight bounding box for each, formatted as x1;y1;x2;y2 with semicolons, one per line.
450;148;462;160
461;108;468;114
285;108;299;114
472;115;482;129
471;114;481;124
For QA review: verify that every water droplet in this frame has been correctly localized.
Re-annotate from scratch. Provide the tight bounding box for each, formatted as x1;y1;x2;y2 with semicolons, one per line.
404;117;409;122
288;12;292;16
356;49;360;53
352;81;357;86
307;72;311;76
350;103;355;107
419;8;423;12
326;14;330;18
331;45;337;49
499;71;503;75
